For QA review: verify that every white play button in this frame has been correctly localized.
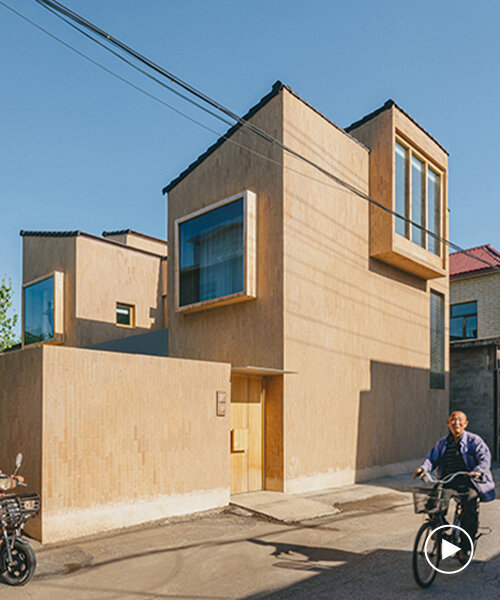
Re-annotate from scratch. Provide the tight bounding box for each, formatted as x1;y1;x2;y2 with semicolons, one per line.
424;524;474;575
441;538;461;560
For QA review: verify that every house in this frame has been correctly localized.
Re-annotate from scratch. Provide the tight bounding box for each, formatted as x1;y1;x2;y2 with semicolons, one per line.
0;82;451;543
20;229;168;351
449;244;500;458
164;81;450;494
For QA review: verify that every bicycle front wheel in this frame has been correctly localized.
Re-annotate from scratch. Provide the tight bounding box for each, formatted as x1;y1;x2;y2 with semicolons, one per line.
412;522;441;588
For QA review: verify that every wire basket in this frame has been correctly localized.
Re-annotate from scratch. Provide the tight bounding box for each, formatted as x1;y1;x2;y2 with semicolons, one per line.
412;487;453;514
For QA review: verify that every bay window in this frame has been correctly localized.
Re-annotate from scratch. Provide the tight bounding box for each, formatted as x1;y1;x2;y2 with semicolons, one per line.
395;138;442;256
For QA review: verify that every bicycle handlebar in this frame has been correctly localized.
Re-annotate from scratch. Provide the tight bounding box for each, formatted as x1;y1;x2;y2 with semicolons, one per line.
420;470;483;485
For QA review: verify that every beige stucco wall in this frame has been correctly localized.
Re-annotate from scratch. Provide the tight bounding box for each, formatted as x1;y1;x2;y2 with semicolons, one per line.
0;346;43;540
22;234;165;348
166;86;449;493
23;236;78;345
75;235;164;346
104;231;168;257
282;90;449;491
451;271;500;339
0;346;231;543
167;92;284;369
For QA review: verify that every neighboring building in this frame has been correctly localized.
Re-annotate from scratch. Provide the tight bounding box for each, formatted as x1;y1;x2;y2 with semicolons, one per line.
164;81;450;494
21;229;167;349
449;244;500;459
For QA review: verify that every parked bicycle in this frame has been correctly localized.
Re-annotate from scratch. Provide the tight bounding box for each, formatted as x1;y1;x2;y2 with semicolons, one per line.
411;470;487;588
0;453;41;586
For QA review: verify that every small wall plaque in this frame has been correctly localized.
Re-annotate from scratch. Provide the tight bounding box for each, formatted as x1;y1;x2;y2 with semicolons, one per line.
216;391;227;417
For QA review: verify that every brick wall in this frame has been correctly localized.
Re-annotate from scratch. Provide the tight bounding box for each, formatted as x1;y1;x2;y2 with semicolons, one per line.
0;346;231;543
451;272;500;339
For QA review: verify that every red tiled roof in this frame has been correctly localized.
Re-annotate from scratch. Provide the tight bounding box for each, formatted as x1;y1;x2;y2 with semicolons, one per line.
450;244;500;278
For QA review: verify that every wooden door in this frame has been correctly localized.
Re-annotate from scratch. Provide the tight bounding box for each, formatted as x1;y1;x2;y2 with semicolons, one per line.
230;375;263;494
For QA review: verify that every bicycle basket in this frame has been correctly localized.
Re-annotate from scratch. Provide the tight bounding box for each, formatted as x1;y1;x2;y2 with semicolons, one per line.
412;487;453;514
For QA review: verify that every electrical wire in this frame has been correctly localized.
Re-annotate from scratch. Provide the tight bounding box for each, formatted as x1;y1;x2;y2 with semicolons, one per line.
30;0;500;274
2;0;499;274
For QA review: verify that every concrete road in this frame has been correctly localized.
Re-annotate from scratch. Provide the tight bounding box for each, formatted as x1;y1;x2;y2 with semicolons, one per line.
1;490;498;599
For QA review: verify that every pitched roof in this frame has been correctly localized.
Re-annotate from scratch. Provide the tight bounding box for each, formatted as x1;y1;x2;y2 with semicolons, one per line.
20;230;165;258
450;244;500;278
162;80;368;195
345;100;449;156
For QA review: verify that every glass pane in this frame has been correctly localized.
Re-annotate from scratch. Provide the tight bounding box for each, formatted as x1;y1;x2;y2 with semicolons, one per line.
395;143;408;237
430;291;445;389
450;317;463;341
451;301;477;317
179;198;244;307
116;305;131;326
427;169;440;255
411;156;425;247
24;277;54;345
465;315;477;339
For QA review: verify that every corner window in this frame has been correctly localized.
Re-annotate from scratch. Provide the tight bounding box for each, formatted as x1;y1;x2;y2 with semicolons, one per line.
116;303;135;328
395;139;442;256
175;191;257;313
450;301;477;341
23;276;54;345
430;291;445;389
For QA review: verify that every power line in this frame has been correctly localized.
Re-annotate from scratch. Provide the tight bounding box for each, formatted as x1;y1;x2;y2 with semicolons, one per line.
3;0;499;275
30;1;500;275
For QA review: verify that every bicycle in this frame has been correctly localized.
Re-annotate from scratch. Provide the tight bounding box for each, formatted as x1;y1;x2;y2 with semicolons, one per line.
411;470;484;588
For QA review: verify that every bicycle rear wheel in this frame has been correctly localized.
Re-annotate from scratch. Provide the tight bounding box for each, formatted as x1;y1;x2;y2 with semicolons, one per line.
412;522;441;588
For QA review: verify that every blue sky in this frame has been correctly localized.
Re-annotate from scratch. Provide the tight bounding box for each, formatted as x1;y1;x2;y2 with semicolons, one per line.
1;1;499;329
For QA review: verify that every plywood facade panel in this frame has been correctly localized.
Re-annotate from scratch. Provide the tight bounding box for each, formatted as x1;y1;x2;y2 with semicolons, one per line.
167;93;284;369
282;90;449;491
23;236;77;346
75;236;164;346
40;346;230;543
0;347;43;539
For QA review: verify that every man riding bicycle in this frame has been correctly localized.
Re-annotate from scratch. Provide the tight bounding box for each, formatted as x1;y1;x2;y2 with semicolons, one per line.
413;411;495;561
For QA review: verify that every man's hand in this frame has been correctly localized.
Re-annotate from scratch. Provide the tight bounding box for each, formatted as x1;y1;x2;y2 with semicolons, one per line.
470;471;483;481
413;467;424;479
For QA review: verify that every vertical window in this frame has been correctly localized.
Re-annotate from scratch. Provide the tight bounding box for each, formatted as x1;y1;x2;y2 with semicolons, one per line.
430;291;445;389
450;301;477;341
395;142;408;237
427;169;441;255
394;139;442;256
411;156;425;247
116;303;135;328
24;276;54;345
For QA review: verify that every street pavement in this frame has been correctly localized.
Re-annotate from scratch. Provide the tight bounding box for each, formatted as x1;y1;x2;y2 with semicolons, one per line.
1;470;498;599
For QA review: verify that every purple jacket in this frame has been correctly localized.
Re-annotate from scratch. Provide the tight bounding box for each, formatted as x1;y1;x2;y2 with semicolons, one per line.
421;431;496;502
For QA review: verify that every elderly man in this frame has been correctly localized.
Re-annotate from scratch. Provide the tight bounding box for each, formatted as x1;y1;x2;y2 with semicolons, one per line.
414;411;495;559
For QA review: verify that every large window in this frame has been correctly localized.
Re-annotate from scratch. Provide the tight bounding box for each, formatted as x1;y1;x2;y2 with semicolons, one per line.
450;301;477;341
430;291;445;389
395;139;442;255
176;191;257;312
24;276;54;345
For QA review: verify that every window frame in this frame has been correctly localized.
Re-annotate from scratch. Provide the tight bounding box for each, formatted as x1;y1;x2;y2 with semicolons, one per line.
394;135;444;257
22;271;64;347
116;302;135;328
174;190;257;314
450;300;477;341
430;289;445;390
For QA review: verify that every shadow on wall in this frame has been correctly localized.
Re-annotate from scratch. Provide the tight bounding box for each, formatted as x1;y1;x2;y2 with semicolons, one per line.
85;328;169;357
369;258;427;292
355;360;448;480
76;317;162;348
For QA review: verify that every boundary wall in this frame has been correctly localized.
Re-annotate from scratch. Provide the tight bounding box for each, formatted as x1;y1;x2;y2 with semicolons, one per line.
0;346;230;543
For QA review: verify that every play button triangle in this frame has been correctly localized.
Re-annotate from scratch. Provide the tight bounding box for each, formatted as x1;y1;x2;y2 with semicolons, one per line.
442;538;461;560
